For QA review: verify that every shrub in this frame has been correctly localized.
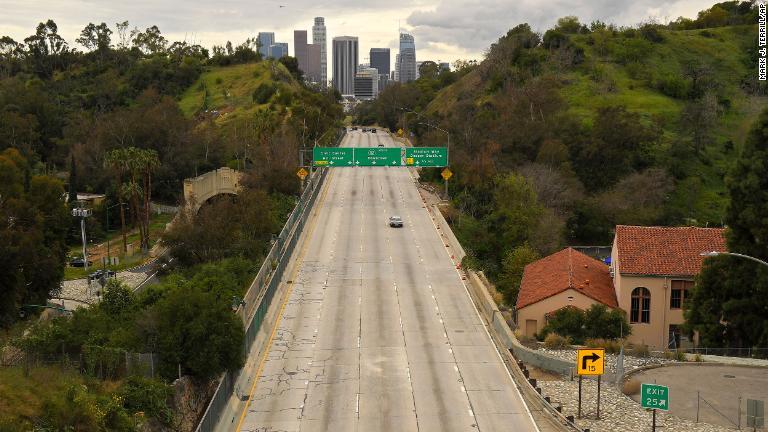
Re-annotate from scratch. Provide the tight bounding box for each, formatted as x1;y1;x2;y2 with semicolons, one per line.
694;353;703;362
664;349;688;361
585;338;622;354
120;376;174;426
623;379;641;395
630;343;650;357
540;304;631;344
252;82;276;104
543;333;571;349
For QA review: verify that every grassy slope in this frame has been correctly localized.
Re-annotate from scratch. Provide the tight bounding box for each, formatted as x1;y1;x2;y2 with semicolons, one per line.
0;366;120;429
428;24;766;225
178;61;301;124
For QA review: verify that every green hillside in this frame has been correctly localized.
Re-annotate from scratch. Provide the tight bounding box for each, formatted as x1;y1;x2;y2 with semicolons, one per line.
179;61;302;121
421;21;764;226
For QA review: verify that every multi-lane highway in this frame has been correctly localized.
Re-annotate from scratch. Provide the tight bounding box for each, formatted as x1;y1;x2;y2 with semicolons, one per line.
237;130;539;431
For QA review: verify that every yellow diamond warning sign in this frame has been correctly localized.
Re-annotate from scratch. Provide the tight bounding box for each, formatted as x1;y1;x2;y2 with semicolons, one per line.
296;168;308;180
441;168;453;180
577;348;604;375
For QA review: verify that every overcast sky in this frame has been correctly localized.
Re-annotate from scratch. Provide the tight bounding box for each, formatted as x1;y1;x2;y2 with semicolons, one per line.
2;0;716;68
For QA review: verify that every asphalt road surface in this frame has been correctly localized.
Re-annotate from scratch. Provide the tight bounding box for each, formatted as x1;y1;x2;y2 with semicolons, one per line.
237;130;539;432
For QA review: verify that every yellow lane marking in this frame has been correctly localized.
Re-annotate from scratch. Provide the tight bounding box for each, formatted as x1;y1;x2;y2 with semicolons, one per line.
234;169;335;431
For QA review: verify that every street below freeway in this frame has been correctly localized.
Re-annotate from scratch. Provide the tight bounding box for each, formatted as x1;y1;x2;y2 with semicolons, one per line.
237;130;539;431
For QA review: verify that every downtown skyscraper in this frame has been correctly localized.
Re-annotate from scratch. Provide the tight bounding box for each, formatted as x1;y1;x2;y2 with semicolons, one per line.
312;17;327;87
398;33;416;83
332;36;358;95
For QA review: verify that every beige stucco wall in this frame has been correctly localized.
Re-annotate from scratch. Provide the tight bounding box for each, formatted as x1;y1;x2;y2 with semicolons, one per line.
615;274;688;349
517;289;607;338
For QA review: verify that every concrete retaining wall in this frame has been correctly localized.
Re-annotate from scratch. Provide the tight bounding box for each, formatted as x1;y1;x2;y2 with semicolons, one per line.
428;201;575;376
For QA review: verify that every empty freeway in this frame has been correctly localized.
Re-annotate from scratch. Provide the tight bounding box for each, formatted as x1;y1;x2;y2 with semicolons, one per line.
235;130;539;432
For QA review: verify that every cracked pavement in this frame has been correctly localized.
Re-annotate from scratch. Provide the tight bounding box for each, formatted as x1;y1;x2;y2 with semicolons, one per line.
238;131;539;432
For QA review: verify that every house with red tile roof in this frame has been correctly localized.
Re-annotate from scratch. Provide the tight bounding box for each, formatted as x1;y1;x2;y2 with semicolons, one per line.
610;225;727;349
516;248;618;338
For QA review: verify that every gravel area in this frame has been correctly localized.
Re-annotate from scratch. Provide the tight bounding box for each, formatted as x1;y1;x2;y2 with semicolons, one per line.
537;347;676;376
54;271;150;309
539;379;732;432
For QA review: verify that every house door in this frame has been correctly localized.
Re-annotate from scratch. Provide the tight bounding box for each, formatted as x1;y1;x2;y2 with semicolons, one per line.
525;319;537;338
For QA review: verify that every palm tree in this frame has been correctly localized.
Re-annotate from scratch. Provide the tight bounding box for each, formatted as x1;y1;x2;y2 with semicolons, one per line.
104;148;129;253
140;149;160;252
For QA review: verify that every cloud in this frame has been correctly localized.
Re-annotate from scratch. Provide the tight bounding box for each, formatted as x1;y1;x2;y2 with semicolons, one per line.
406;0;716;57
1;0;716;70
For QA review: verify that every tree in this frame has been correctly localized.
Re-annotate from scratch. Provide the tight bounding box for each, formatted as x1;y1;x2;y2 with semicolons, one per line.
104;149;129;252
0;149;68;326
278;56;303;81
76;22;112;53
686;108;768;348
418;61;440;80
23;20;69;77
68;153;78;203
571;105;660;190
496;244;539;306
152;286;244;380
131;25;167;55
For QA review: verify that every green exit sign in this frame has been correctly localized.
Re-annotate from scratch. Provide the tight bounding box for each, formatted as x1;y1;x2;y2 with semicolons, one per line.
406;147;448;167
641;383;669;411
313;147;353;167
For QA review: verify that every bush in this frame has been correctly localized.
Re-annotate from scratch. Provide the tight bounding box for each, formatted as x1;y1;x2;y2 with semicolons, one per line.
540;304;631;344
694;353;703;362
543;333;571;349
663;349;688;361
630;343;650;357
252;82;276;104
623;379;641;395
153;286;245;380
120;376;174;426
585;338;622;354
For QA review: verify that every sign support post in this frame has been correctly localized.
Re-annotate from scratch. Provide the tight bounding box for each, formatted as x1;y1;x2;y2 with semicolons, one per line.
641;383;669;431
578;375;582;418
597;375;601;419
576;348;605;420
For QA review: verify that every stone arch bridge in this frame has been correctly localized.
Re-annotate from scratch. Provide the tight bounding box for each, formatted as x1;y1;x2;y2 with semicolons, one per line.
183;167;243;212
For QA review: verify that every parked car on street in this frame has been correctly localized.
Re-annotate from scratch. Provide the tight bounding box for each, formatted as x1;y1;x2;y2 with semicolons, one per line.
69;257;93;267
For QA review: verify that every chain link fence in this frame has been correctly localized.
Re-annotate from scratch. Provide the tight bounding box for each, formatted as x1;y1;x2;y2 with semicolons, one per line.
2;344;158;380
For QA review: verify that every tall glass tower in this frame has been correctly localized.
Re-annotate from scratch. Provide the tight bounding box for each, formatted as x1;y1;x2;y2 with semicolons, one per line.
312;17;327;87
398;33;416;83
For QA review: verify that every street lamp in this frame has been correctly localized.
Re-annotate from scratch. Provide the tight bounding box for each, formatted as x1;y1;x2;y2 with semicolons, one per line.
700;251;768;268
71;203;92;273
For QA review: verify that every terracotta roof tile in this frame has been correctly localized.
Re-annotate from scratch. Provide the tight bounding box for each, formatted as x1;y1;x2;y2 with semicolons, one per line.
516;248;618;310
615;225;727;276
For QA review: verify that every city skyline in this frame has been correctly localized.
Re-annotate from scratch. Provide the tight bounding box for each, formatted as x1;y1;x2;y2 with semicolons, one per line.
3;0;720;69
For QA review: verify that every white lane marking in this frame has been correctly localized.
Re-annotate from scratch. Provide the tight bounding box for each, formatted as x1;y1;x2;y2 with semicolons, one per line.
469;409;475;417
461;385;466;393
356;393;360;414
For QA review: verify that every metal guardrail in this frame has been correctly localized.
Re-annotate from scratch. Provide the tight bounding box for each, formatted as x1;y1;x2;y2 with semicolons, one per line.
195;128;344;432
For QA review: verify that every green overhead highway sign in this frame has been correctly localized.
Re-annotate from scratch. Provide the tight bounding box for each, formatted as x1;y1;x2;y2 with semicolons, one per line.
641;383;669;411
406;147;448;167
354;147;402;166
313;147;353;167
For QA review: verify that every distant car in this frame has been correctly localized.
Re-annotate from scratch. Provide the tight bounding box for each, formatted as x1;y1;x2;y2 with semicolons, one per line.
69;257;93;267
352;126;358;130
371;128;377;133
389;216;403;228
362;128;368;132
378;143;385;147
88;269;116;281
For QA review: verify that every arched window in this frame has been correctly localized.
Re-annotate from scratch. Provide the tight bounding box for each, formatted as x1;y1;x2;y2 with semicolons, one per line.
631;287;651;324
